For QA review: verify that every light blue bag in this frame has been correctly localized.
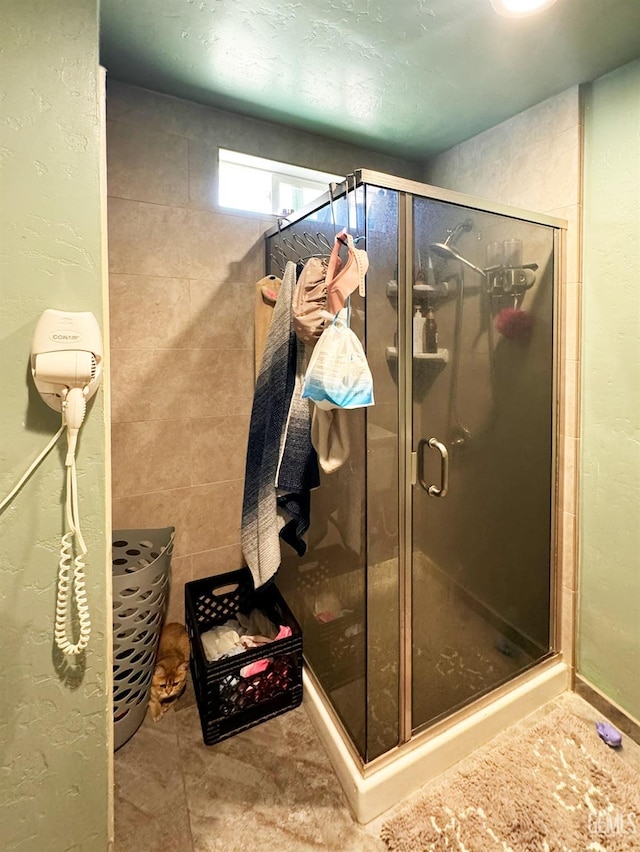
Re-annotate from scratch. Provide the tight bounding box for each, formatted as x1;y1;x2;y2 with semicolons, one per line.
301;306;374;410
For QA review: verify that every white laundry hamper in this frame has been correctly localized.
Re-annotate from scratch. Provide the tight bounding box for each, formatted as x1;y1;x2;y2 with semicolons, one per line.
112;527;174;750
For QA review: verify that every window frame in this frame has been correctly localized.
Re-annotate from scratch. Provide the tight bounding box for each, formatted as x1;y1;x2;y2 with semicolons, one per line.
218;148;342;217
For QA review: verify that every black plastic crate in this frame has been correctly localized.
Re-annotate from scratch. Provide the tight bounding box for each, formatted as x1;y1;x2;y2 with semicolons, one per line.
185;568;303;746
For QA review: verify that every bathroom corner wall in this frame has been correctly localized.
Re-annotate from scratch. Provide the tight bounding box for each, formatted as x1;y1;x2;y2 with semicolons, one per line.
106;81;420;622
423;87;583;668
0;1;111;850
579;60;640;722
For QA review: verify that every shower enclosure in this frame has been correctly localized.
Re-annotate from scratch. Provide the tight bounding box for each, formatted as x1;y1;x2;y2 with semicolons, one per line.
265;170;564;804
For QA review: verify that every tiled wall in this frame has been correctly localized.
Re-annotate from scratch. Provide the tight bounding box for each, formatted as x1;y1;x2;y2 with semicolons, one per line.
106;81;419;622
423;86;583;667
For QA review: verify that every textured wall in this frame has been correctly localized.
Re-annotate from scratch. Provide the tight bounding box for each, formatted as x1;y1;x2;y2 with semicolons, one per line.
106;81;419;624
423;87;583;663
0;1;111;850
579;59;640;720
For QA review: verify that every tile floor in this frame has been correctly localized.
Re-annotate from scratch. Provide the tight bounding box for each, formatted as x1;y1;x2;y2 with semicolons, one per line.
114;685;640;852
114;678;384;851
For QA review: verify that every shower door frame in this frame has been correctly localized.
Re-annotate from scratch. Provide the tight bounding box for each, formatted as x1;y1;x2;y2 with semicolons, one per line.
263;169;566;766
383;172;565;748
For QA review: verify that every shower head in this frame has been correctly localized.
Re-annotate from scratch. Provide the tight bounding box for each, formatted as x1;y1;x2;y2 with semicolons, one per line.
429;241;486;278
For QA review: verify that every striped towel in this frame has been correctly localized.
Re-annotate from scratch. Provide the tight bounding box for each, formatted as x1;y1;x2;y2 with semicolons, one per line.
241;262;319;589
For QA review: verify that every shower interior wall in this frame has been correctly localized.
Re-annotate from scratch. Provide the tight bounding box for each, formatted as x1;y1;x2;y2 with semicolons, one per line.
105;80;420;622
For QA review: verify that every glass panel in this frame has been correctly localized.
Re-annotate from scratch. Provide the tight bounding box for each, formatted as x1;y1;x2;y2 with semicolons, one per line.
365;186;400;760
411;197;555;730
273;191;368;758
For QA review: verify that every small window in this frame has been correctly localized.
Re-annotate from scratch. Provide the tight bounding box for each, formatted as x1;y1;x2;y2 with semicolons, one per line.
218;149;342;217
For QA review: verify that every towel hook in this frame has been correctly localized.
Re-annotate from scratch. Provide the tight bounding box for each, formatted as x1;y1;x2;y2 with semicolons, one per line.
280;237;299;261
302;232;321;252
269;253;285;275
316;232;333;252
292;233;308;252
272;244;288;268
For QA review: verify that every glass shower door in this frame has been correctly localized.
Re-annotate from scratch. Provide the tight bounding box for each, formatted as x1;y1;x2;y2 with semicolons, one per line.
410;196;556;731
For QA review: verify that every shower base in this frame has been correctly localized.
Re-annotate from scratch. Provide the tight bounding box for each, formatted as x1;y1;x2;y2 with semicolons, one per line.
303;656;570;824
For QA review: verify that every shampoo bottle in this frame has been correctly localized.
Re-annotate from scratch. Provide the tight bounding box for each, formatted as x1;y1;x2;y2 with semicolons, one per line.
425;307;438;353
413;307;426;354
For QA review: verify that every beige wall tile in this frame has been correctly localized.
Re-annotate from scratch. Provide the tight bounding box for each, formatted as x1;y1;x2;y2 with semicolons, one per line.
559;587;576;668
191;543;245;581
183;480;244;555
106;81;213;141
108;197;263;279
559;281;582;365
188;140;217;212
560;357;580;439
110;347;253;424
109;274;191;350
112;482;242;560
558;435;578;517
190;415;250;486
452;88;580;179
165;554;192;624
559;510;577;593
189;279;255;350
107;119;189;206
110;348;194;423
112;487;193;557
106;80;420;181
424;89;581;215
111;419;192;499
472;124;581;212
186;349;254;418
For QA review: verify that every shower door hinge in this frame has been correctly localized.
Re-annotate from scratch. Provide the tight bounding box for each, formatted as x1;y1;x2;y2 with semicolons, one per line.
410;451;417;486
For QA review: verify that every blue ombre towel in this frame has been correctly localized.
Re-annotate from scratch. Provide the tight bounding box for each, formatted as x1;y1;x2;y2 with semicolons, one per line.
241;262;319;589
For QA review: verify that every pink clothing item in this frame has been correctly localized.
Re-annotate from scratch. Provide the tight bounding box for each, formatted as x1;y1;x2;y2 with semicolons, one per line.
325;229;369;314
241;658;270;677
240;625;292;677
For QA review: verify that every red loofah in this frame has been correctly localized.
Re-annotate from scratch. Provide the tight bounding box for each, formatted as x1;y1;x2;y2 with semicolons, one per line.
496;308;535;342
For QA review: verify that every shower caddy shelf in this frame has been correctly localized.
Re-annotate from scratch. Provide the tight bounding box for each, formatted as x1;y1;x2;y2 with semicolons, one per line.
385;345;449;397
385;346;449;365
385;280;456;305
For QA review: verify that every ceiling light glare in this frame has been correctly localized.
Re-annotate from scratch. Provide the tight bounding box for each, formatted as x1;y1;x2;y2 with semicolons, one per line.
491;0;558;17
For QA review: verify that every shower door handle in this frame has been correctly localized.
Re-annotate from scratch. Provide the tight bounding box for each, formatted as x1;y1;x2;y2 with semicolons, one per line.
417;438;449;497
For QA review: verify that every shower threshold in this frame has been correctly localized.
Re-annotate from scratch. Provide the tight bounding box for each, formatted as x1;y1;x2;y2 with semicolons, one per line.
303;655;569;824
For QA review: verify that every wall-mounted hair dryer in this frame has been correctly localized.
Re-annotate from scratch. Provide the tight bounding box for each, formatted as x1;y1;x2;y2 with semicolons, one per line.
31;309;103;466
30;309;103;656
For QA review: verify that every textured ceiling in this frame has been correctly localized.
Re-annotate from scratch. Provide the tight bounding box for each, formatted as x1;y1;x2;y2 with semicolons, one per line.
100;0;640;159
